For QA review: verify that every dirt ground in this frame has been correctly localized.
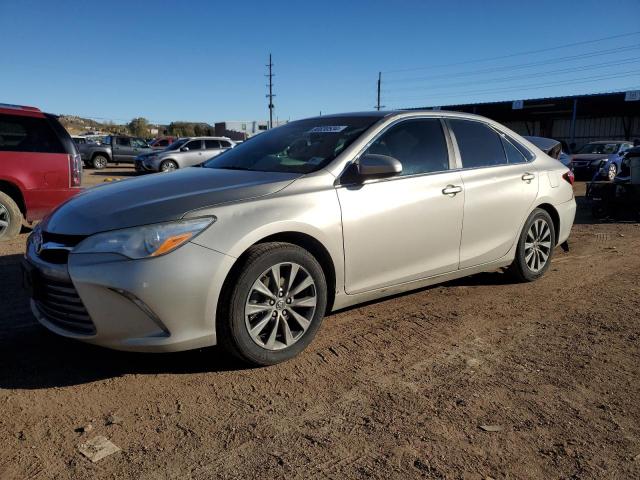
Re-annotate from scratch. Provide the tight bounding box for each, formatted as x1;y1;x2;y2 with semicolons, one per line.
1;169;639;479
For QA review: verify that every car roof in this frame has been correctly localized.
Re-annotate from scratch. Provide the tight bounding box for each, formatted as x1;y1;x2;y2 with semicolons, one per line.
0;102;45;118
586;140;629;144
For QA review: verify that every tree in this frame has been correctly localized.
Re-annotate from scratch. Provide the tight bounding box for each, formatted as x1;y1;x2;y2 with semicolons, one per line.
128;117;150;137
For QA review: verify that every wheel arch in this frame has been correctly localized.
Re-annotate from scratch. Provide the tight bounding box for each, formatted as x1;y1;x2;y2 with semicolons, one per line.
91;151;111;161
217;231;337;320
535;202;560;244
0;179;26;216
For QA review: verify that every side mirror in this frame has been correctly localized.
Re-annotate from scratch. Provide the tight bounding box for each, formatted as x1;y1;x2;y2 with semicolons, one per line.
180;147;189;152
357;154;402;178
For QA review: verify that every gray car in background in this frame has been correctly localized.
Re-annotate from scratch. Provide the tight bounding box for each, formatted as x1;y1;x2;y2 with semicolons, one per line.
23;111;576;366
135;136;236;173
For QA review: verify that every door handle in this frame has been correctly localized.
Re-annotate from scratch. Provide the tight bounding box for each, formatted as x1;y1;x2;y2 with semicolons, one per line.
442;185;463;196
522;173;535;182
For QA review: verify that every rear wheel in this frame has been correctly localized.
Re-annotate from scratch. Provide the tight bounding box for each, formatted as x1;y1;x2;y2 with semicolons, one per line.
218;242;328;366
0;191;23;241
160;160;178;172
508;208;555;282
92;154;108;169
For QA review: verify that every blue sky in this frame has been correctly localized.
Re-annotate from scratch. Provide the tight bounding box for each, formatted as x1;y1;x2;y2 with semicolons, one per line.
1;0;639;125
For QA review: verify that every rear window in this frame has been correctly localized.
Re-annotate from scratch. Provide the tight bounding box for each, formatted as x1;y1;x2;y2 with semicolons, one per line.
0;113;65;153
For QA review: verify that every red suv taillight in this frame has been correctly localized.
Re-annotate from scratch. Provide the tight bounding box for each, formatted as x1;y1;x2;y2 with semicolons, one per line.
69;153;82;187
562;170;574;186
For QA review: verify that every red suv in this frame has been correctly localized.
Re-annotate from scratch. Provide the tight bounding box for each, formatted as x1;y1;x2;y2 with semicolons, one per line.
0;103;82;241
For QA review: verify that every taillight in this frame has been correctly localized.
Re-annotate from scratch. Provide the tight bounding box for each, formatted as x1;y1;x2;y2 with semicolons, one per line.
562;170;574;186
69;154;82;187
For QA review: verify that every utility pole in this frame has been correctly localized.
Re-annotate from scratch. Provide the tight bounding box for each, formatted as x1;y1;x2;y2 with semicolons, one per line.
266;54;275;129
376;72;384;111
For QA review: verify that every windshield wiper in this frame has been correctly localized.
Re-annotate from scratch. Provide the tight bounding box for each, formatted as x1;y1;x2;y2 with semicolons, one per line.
213;165;253;171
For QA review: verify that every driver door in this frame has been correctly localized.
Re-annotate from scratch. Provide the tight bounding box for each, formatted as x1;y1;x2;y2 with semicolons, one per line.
336;118;464;294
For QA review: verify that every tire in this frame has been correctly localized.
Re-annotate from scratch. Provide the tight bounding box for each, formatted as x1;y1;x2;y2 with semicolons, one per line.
92;154;108;169
0;191;23;241
160;160;178;172
218;242;328;366
607;163;617;181
508;208;556;282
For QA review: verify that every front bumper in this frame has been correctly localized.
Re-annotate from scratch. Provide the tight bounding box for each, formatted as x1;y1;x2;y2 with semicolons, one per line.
24;238;236;352
572;162;605;179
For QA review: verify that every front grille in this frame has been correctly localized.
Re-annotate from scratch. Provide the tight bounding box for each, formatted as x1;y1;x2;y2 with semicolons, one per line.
34;276;95;335
38;231;87;264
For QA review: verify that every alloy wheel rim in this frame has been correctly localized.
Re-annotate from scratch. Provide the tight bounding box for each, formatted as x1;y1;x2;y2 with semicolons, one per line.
524;218;552;273
0;203;9;234
608;164;616;180
162;162;176;172
244;262;317;351
96;157;106;168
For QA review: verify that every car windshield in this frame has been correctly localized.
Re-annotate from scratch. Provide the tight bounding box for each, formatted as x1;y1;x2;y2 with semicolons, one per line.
577;143;620;154
203;116;381;173
165;138;189;151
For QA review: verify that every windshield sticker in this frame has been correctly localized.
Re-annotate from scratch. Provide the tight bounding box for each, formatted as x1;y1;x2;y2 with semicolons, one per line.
308;126;347;133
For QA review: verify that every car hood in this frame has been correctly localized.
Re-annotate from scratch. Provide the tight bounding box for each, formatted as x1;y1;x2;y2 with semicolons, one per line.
42;168;300;236
571;154;610;162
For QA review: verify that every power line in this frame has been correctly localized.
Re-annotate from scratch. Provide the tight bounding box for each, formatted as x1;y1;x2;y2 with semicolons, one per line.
382;30;640;74
385;44;640;85
383;70;640;105
384;57;640;94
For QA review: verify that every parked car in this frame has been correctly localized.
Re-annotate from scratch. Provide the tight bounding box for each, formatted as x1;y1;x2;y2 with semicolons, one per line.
149;136;176;150
570;141;633;181
23;111;575;365
523;136;571;167
135;136;235;173
81;134;153;169
617;146;640;179
0;103;82;241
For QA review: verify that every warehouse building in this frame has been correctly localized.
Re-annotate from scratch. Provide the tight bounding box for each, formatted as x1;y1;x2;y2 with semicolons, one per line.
214;120;289;141
412;90;640;151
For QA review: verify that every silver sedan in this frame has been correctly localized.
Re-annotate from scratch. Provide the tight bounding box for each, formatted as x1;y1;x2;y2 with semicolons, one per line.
24;111;576;365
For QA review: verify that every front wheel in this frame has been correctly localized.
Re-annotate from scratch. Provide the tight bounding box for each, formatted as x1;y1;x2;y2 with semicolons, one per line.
92;154;108;169
218;242;328;366
160;160;178;172
508;208;556;282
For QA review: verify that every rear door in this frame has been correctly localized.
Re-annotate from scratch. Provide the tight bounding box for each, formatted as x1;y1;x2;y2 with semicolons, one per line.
447;119;539;268
204;139;223;159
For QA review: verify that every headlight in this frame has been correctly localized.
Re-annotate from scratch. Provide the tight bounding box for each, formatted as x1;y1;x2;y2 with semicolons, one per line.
73;217;215;259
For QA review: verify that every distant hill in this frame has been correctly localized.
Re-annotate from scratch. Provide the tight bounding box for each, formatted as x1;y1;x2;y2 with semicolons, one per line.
58;114;214;138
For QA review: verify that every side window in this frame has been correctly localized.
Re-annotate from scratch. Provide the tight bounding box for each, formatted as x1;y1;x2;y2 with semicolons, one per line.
185;140;202;150
158;139;169;147
204;139;221;149
116;137;131;147
220;140;232;148
131;138;147;148
449;119;507;168
0;113;65;153
364;118;449;176
501;136;527;164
